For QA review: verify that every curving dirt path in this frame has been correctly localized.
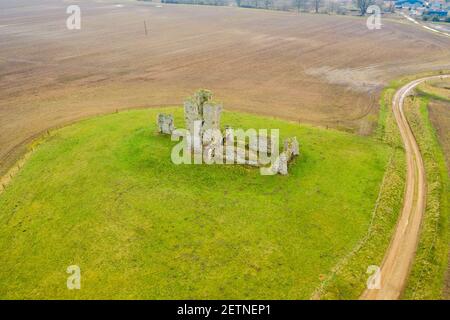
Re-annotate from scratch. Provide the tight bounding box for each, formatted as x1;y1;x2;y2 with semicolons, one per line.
361;75;450;300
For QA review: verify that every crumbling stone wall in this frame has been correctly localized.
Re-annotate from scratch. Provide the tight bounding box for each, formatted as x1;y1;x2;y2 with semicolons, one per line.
159;89;300;175
157;113;175;134
203;103;222;132
248;134;272;155
269;137;299;175
271;152;288;175
284;137;299;159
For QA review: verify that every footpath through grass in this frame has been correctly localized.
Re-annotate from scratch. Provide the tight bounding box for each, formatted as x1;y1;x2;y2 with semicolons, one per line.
316;72;450;300
402;83;450;299
315;77;406;299
0;108;389;299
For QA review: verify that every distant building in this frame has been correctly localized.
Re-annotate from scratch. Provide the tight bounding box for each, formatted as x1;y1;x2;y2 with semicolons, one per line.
424;9;448;16
395;0;424;9
428;0;448;8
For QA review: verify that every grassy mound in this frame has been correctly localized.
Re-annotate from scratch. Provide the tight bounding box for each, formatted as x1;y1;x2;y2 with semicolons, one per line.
0;108;389;299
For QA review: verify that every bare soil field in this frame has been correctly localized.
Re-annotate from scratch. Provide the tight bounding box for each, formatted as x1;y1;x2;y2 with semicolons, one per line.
1;0;450;175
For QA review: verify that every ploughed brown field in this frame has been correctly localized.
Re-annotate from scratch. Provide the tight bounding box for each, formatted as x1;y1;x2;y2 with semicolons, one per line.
1;0;450;174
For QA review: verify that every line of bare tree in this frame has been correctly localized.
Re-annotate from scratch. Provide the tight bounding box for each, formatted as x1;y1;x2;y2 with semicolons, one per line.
161;0;388;16
239;0;385;16
239;0;322;12
354;0;376;15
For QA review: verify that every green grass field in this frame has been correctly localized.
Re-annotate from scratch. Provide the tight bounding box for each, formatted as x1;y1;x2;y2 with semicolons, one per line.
316;80;407;299
0;108;390;299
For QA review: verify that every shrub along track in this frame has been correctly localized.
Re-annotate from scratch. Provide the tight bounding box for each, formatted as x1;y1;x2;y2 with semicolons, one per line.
361;75;450;300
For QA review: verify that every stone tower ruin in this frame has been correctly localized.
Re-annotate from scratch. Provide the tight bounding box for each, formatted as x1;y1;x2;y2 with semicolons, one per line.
184;89;222;135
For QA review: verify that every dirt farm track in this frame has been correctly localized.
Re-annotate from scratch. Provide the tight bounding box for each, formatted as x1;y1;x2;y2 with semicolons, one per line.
1;0;450;175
